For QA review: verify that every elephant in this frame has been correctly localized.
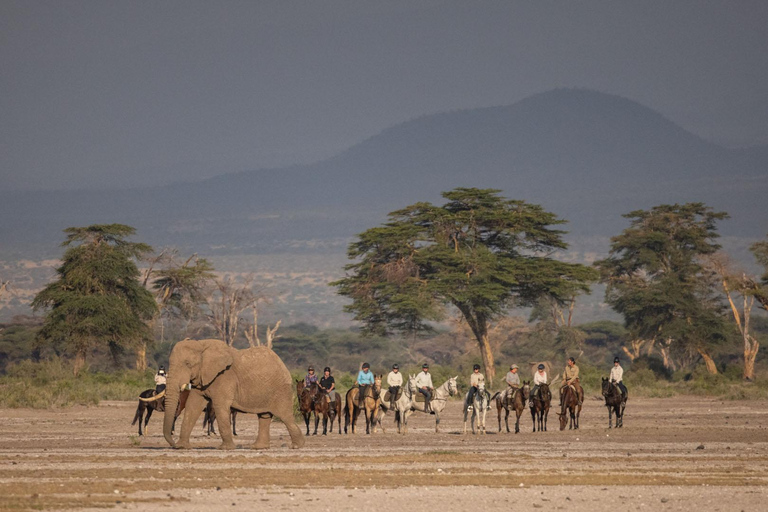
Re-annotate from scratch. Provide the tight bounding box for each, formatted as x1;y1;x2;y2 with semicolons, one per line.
163;338;304;450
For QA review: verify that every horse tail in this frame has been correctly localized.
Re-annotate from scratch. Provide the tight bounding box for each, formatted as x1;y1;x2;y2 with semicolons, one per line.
490;391;501;402
131;402;143;426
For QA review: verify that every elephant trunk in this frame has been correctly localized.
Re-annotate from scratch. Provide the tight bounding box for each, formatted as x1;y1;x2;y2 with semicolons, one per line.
163;378;183;448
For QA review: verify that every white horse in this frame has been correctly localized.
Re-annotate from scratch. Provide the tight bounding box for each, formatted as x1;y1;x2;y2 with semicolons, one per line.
394;374;458;434
463;382;489;434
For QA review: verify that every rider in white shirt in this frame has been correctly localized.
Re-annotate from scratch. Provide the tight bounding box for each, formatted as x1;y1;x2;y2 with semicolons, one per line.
610;357;627;398
386;364;403;408
415;363;434;412
530;364;547;408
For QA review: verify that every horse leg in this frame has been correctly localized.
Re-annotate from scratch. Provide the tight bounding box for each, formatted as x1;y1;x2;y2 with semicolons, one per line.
505;408;511;433
608;405;613;429
463;406;469;434
531;407;537;432
434;410;440;433
514;409;521;434
232;411;237;436
144;407;153;436
313;409;320;435
575;404;581;430
497;404;503;433
543;408;549;432
303;411;311;436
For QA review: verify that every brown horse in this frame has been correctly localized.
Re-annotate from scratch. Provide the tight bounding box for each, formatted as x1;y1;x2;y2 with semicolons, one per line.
312;389;342;435
492;381;530;434
557;384;581;430
530;383;551;432
344;375;382;434
132;388;189;436
202;402;239;436
601;377;627;428
296;380;319;435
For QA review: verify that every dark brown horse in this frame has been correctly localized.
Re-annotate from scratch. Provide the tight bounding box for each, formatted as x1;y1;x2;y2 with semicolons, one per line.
601;377;627;428
132;388;189;436
296;380;319;435
344;375;382;434
202;402;239;436
492;381;530;434
530;383;551;432
557;384;581;431
312;390;342;435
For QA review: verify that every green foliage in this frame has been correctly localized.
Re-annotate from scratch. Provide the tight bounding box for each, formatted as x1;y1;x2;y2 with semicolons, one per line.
0;318;42;372
595;203;729;367
152;256;215;320
0;358;154;408
31;224;158;369
332;188;598;379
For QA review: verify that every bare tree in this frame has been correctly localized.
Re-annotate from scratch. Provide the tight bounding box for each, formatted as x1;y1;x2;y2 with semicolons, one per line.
0;277;9;300
708;254;760;381
206;276;265;346
243;308;282;349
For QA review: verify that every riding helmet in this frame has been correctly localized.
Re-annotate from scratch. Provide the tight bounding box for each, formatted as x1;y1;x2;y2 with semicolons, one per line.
510;364;518;370
362;362;370;369
422;363;429;369
537;364;545;370
392;364;399;370
324;367;331;373
473;364;480;370
614;357;620;363
308;365;314;371
158;366;166;375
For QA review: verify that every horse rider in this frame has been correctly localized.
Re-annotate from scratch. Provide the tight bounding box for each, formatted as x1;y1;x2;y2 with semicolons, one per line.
467;364;491;410
505;364;521;400
530;363;547;408
319;367;337;403
560;357;583;406
154;366;167;395
610;357;628;399
304;366;319;387
415;363;434;413
386;363;403;409
356;362;375;409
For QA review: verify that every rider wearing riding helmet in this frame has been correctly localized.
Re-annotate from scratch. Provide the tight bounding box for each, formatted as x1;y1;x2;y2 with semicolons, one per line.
530;363;547;408
356;362;375;409
304;366;318;387
415;363;434;413
386;364;403;409
610;357;627;398
319;367;336;402
154;366;167;395
467;364;491;410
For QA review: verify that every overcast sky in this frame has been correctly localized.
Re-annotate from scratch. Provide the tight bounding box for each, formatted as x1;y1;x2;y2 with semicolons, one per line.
2;1;767;191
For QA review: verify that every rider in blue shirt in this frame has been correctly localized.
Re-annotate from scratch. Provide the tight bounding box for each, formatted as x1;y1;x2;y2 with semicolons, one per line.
356;362;374;408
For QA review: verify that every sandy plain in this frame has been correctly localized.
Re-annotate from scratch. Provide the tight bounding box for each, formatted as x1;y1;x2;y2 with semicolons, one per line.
1;395;767;511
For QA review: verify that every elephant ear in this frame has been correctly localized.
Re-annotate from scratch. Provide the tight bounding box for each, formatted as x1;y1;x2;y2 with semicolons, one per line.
201;341;234;388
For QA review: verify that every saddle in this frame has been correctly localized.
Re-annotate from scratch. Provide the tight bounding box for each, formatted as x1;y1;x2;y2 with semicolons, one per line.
383;387;402;402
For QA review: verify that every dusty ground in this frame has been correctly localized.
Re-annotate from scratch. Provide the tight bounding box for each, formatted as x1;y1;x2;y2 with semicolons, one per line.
1;396;767;511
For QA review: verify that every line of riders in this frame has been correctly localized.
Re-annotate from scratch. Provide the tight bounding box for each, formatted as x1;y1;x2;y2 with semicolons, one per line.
295;356;629;414
147;357;629;425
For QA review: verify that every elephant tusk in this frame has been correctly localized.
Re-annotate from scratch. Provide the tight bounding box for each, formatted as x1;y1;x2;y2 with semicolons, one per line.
139;390;166;402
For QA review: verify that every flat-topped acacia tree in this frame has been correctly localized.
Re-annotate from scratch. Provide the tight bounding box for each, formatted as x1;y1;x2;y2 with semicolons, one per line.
332;188;598;384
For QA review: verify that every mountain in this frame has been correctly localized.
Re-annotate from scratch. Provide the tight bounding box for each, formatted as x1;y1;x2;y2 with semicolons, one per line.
2;88;766;257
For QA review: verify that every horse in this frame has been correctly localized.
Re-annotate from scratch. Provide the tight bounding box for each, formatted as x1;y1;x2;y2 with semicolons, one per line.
463;382;489;434
202;402;239;436
314;389;342;435
491;381;530;434
395;374;458;434
601;377;627;428
296;380;319;435
557;384;581;431
530;382;551;432
344;375;382;434
132;388;189;436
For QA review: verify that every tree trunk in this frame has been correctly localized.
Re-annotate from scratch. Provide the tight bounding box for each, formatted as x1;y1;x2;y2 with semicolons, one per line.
697;348;718;375
135;342;147;371
73;349;87;377
477;333;496;387
744;336;759;381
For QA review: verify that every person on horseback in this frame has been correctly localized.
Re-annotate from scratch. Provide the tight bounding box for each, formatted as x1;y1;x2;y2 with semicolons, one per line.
505;364;521;390
467;364;491;411
154;366;167;395
415;363;434;413
319;367;336;403
304;366;319;387
386;364;402;409
560;357;583;406
610;357;627;399
356;362;375;409
530;364;547;408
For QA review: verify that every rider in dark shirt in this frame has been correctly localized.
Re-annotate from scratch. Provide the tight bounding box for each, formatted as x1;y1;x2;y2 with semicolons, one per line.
319;367;336;402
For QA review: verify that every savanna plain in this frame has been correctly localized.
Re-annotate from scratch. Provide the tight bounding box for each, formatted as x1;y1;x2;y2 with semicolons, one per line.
1;397;766;512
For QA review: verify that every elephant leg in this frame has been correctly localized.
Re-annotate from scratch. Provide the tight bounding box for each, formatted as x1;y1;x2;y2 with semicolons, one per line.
213;402;236;450
178;393;206;449
253;413;272;450
273;400;305;449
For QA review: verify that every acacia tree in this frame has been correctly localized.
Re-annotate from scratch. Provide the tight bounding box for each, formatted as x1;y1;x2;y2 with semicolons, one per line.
595;204;728;374
31;224;157;375
332;188;598;384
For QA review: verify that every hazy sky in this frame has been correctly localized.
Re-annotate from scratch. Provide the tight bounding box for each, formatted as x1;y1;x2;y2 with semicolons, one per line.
2;1;767;191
